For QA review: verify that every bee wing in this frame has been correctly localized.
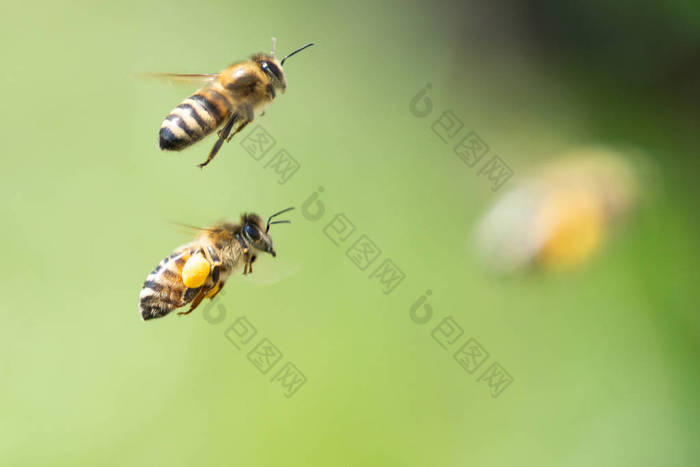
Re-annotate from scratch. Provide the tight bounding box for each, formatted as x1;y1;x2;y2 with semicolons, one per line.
171;221;223;236
139;72;220;86
139;243;212;321
244;258;301;286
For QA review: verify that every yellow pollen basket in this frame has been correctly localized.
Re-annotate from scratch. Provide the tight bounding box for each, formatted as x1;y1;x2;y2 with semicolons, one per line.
182;253;211;288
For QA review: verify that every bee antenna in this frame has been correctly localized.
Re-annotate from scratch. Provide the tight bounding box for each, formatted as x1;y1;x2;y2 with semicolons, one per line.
266;207;295;232
270;37;277;56
280;43;314;66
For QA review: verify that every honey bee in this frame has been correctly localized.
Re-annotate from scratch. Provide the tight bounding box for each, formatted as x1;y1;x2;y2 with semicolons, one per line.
154;39;314;168
139;207;294;321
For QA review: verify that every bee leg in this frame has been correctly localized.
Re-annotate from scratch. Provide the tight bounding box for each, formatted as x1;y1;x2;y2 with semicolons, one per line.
203;246;222;271
225;120;250;143
225;104;254;142
198;112;239;168
206;280;226;299
178;288;206;315
266;84;276;101
249;255;257;274
243;255;252;275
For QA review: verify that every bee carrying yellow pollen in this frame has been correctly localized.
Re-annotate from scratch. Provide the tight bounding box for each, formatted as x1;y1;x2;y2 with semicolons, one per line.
138;207;294;321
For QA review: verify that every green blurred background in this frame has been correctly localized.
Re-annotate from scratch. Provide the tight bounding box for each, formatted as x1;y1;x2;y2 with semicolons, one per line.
1;0;699;465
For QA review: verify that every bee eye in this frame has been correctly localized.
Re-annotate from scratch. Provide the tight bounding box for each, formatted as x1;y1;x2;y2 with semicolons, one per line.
261;61;282;81
244;223;261;241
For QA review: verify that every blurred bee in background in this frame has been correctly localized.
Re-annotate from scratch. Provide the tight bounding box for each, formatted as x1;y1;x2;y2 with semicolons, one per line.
152;39;314;168
139;207;294;321
476;147;643;273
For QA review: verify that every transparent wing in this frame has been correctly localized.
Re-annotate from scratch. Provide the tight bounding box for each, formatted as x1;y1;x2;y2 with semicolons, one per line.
243;257;301;286
139;72;219;86
171;221;223;236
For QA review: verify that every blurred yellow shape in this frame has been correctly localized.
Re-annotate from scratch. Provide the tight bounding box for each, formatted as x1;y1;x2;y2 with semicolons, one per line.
182;253;210;288
536;186;605;270
475;146;641;274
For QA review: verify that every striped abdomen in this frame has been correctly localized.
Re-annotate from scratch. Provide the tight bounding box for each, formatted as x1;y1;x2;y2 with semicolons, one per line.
159;88;232;151
139;247;203;320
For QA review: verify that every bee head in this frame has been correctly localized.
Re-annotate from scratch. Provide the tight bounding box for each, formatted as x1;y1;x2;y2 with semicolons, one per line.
241;213;275;256
240;207;294;258
252;41;314;94
251;53;287;93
